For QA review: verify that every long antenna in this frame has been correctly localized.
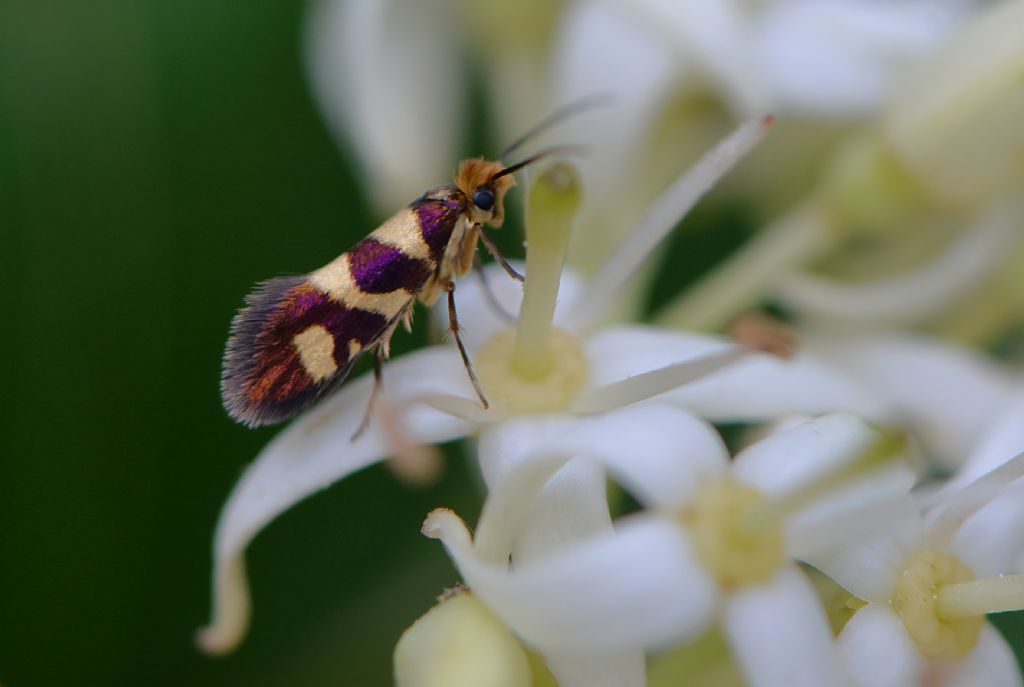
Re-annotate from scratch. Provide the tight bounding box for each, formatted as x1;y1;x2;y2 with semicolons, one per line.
498;94;612;162
493;144;589;180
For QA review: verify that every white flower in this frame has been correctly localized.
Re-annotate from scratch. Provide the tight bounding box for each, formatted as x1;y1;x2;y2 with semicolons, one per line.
810;454;1024;687
425;412;916;687
196;119;886;656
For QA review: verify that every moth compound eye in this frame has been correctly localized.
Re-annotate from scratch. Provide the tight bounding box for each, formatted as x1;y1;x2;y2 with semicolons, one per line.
472;188;495;212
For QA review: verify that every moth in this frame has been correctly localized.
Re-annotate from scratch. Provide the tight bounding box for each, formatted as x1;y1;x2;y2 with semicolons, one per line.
221;101;597;431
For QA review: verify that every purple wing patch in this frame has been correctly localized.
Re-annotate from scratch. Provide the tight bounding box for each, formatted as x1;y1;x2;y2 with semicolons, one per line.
221;276;389;427
413;191;467;262
348;238;433;293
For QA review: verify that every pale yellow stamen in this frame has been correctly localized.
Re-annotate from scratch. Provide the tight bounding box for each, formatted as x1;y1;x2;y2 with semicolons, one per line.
512;163;582;379
893;549;982;659
476;163;588;414
681;480;785;588
937;574;1024;621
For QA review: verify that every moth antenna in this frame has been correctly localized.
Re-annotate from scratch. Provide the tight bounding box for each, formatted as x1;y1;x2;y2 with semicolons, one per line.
498;94;613;162
493;144;590;180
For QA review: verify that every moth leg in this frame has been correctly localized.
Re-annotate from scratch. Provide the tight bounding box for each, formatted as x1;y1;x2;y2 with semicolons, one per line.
478;229;524;282
446;280;490;409
351;351;385;441
473;253;516;323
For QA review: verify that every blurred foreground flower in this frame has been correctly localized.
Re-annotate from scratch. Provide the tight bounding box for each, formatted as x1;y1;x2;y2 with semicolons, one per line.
423;413;914;687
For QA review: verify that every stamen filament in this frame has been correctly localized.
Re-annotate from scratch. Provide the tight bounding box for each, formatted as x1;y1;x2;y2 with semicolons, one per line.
512;163;581;380
569;116;774;331
656;200;832;331
937;575;1024;620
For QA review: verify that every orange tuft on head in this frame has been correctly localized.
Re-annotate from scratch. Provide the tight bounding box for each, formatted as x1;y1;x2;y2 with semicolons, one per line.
454;157;516;226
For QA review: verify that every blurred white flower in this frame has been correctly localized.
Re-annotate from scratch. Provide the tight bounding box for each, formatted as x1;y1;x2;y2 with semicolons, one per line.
425;412;916;687
811;455;1024;687
660;0;1024;338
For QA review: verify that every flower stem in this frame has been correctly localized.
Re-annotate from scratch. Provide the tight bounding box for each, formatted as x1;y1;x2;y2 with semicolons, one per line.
512;163;581;380
655;200;833;331
937;575;1024;620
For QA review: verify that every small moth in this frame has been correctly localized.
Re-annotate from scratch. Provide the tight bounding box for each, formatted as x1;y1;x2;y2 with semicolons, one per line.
221;101;598;430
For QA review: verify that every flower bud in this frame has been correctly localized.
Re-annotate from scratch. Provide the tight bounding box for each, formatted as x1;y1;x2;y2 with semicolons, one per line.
394;591;532;687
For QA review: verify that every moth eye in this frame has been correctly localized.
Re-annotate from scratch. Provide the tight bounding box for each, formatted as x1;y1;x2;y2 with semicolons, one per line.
472;188;495;212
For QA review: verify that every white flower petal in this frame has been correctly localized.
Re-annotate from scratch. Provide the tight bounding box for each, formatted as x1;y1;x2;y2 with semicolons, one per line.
836;604;926;687
479;405;728;516
615;0;770;115
722;566;845;687
945;622;1024;687
197;346;476;654
945;389;1024;490
423;509;717;653
731;413;892;499
805;504;924;603
927;453;1024;545
549;1;677;221
786;462;917;561
805;332;1014;472
305;0;465;212
543;650;646;687
584;327;888;422
755;0;965;117
472;406;728;565
951;484;1024;577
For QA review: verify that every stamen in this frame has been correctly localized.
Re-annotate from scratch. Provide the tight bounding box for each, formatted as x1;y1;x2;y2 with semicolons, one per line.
937;574;1024;620
512;162;582;379
569;116;774;331
569;346;748;415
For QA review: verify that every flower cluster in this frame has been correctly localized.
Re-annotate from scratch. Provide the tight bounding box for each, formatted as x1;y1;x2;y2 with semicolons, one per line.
199;1;1024;685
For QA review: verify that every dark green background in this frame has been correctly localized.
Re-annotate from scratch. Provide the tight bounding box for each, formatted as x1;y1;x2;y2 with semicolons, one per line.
2;2;1021;686
1;2;486;685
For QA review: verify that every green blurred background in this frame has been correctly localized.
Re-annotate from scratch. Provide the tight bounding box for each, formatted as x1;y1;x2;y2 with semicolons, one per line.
2;2;1021;686
1;2;489;685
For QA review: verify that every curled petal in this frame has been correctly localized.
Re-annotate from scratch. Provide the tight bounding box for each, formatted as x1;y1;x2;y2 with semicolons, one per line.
584;327;888;422
722;566;845;687
423;509;717;653
837;604;925;687
305;0;465;212
197;347;477;654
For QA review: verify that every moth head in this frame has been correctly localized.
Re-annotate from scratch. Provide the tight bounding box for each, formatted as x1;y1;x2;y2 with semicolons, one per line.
455;158;516;227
